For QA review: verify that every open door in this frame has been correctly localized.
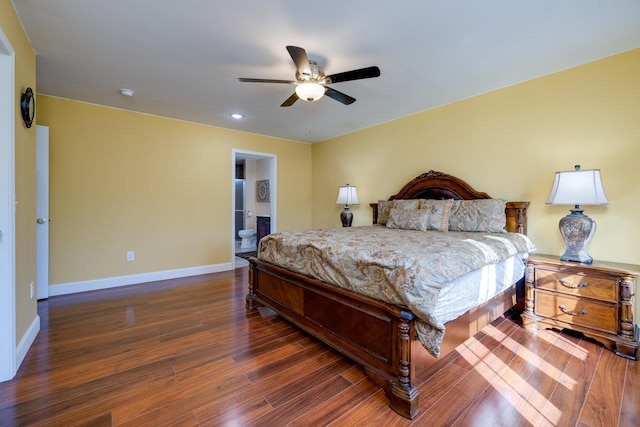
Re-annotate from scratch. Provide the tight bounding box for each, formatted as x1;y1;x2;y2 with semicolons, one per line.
36;125;49;299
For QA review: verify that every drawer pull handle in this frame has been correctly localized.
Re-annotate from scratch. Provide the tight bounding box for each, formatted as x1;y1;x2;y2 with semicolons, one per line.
559;305;587;316
558;278;588;289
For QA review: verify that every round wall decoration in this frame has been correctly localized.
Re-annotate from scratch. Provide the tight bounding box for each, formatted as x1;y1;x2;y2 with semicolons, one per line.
20;87;36;128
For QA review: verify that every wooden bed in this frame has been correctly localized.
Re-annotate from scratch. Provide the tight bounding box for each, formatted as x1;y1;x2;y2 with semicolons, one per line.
246;170;529;419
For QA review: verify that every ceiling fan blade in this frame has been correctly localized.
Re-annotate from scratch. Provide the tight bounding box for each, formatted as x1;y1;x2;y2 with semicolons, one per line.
280;92;299;107
286;46;311;77
238;78;295;84
325;87;356;105
326;66;381;84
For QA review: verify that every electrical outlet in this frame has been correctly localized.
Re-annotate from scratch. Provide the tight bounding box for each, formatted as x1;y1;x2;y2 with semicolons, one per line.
127;251;135;261
30;282;34;299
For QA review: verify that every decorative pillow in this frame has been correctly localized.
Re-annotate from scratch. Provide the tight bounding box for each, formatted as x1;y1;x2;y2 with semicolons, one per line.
392;199;420;210
377;200;394;225
386;208;431;231
448;199;507;233
419;199;454;232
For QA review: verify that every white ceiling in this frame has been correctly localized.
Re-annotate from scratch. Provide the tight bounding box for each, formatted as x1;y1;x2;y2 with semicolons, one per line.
13;1;640;143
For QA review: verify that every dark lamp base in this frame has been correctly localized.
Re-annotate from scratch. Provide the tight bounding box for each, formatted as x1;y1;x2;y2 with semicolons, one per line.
558;209;596;265
340;207;353;227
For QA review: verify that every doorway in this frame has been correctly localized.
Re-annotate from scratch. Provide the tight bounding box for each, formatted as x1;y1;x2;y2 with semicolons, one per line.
231;150;276;268
0;26;16;381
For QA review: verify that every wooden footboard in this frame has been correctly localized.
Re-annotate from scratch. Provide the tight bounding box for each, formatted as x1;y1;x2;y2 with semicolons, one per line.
246;257;519;419
246;257;420;418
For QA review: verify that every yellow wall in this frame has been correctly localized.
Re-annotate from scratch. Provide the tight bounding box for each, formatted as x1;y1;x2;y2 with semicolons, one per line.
1;0;37;346
36;96;312;285
313;48;640;325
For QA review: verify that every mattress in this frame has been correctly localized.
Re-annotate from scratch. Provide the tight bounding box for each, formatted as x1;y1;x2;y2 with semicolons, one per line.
434;253;526;324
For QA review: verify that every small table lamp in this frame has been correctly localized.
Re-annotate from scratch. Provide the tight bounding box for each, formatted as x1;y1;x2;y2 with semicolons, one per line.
336;184;360;227
546;165;608;264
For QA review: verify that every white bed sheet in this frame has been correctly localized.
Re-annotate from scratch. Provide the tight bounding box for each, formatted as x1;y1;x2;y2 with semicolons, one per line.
434;252;527;324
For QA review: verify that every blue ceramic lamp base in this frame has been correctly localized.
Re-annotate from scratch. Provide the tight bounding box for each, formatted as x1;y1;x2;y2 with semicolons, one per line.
340;207;353;227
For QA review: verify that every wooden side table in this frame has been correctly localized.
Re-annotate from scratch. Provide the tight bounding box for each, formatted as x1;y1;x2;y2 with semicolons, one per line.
522;254;639;360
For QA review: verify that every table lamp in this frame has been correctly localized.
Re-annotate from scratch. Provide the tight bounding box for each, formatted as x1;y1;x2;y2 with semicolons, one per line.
546;165;608;264
336;184;359;227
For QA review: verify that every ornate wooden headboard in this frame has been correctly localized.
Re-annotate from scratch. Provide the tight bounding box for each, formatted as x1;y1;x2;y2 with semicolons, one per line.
370;170;529;234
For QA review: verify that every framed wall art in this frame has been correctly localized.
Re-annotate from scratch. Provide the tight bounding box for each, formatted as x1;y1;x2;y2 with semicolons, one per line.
256;179;270;203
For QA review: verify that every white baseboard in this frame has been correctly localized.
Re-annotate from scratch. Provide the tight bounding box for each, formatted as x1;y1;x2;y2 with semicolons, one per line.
16;315;40;368
48;262;234;297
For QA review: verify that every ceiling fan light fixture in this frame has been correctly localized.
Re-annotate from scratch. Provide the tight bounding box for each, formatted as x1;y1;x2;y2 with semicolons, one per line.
238;46;380;107
295;82;325;102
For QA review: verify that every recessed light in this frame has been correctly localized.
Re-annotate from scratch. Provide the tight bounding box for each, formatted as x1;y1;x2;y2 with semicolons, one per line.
230;113;243;119
119;88;135;97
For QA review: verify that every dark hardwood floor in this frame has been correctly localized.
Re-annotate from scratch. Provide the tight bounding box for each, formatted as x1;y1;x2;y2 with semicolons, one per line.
1;266;638;426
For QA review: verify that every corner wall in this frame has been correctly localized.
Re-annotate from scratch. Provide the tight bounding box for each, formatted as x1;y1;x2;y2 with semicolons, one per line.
312;48;640;326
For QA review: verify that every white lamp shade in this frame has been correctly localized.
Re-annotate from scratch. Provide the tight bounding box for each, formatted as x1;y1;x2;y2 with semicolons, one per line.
336;185;360;206
295;82;325;102
546;169;608;205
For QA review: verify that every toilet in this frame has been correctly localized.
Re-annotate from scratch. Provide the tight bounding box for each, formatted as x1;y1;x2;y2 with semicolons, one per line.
238;229;256;249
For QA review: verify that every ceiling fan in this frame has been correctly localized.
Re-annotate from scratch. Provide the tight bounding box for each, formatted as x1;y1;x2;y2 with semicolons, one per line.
238;46;381;107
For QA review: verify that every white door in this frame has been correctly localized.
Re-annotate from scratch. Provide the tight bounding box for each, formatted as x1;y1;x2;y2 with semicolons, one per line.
0;26;17;382
36;125;49;299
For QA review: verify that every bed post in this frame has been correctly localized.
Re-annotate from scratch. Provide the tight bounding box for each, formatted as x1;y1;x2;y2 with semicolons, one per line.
245;260;259;309
505;201;529;234
521;261;537;329
388;313;419;418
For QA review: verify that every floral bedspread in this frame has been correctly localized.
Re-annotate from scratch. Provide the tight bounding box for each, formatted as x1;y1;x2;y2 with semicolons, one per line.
258;226;536;357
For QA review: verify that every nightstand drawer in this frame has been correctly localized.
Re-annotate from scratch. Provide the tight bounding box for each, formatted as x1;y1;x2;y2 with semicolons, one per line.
535;269;617;302
534;290;617;334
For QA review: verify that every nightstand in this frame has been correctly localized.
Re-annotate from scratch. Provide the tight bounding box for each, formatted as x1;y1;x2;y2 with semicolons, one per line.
522;254;639;360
